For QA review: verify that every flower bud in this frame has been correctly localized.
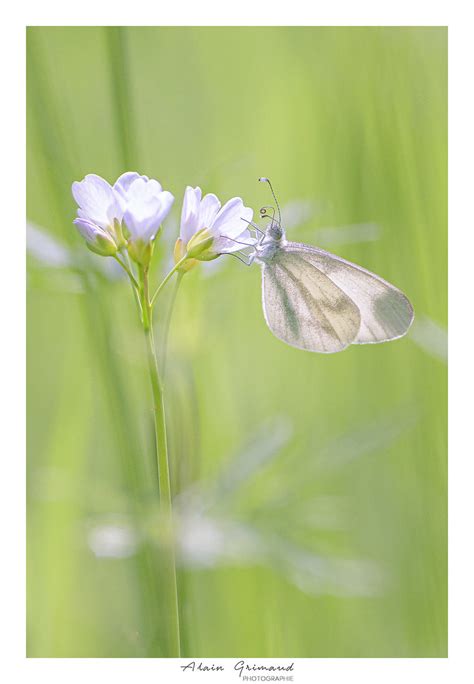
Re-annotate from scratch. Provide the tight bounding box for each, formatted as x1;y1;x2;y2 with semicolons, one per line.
73;218;118;257
127;238;154;266
186;228;214;259
87;233;118;257
194;250;219;262
173;238;198;273
87;236;118;256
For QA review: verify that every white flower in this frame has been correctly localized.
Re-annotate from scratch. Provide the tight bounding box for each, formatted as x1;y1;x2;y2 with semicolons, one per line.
72;216;118;257
114;172;174;244
71;172;174;263
72;174;126;255
177;186;254;262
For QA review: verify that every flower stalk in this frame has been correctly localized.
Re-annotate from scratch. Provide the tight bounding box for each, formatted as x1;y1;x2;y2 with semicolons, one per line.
113;253;139;289
141;268;181;657
151;255;188;307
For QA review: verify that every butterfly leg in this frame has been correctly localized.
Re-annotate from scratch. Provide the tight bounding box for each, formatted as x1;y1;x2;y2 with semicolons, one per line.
225;251;253;266
240;217;264;236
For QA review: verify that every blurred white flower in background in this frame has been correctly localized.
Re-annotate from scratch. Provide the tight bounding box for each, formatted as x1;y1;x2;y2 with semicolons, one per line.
75;410;418;597
409;315;447;362
87;521;139;559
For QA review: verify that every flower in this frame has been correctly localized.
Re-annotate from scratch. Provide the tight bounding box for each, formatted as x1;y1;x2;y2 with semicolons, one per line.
72;217;118;257
117;172;174;245
174;186;254;269
72;174;126;255
72;172;174;264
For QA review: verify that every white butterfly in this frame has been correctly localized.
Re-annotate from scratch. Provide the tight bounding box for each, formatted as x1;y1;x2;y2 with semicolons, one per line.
246;179;414;354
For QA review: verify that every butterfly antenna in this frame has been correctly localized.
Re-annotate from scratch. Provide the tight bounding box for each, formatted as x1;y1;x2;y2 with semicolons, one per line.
259;205;278;225
259;177;282;227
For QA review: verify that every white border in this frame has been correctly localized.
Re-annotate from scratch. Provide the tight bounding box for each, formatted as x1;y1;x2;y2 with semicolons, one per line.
12;1;451;27
3;4;472;682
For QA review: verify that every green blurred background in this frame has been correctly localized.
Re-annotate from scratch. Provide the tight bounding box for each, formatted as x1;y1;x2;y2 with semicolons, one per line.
26;26;447;657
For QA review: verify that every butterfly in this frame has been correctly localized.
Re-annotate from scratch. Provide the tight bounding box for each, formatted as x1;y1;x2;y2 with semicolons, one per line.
246;179;414;353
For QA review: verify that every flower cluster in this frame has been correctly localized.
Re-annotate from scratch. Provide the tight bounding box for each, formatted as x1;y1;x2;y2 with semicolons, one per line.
71;172;254;271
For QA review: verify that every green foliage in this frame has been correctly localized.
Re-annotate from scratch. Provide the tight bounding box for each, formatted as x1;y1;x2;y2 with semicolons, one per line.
27;26;447;657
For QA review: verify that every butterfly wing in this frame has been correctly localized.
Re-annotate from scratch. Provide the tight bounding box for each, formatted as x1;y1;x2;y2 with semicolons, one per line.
262;250;361;353
283;241;414;344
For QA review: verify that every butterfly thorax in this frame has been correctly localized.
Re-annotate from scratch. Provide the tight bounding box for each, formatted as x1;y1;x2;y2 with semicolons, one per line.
255;223;286;263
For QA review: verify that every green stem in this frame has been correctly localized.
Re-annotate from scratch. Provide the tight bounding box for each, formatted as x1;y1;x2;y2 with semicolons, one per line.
161;272;183;380
151;256;188;307
141;271;181;657
141;266;151;331
113;253;140;290
116;252;143;318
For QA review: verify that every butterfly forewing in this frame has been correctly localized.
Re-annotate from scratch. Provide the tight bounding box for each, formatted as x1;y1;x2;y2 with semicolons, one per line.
262;250;361;353
283;242;414;344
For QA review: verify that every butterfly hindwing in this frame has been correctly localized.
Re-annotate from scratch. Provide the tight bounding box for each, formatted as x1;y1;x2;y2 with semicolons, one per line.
283;242;414;344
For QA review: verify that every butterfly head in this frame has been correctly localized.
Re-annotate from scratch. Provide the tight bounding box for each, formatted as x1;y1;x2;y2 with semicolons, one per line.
252;177;286;261
252;206;284;262
259;206;284;241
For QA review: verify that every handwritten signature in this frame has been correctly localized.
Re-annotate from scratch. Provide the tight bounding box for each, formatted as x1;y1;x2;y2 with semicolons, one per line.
180;660;295;678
